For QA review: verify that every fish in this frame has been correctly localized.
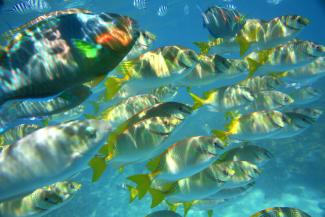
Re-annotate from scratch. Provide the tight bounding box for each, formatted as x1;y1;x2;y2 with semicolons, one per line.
133;0;148;10
213;110;291;141
103;46;199;101
249;90;294;111
0;119;110;201
0;181;81;217
0;85;92;126
245;39;325;75
157;5;168;17
281;57;325;86
109;116;183;167
250;207;311;217
146;210;181;217
188;85;255;111
1;8;93;41
194;15;309;56
161;160;259;203
6;0;50;14
201;6;246;39
206;181;255;200
149;85;179;102
289;87;321;105
273;111;317;139
236;75;285;92
124;30;156;60
177;55;248;87
0;11;139;106
285;108;323;121
91;94;160;126
218;144;272;166
0;124;41;146
135;136;228;184
42;105;85;125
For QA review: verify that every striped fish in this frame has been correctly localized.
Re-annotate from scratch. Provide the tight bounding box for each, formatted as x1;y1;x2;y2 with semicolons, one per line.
133;0;148;10
7;0;50;14
157;5;168;16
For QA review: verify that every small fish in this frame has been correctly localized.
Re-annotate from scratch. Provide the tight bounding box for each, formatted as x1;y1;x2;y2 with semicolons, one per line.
0;119;110;201
250;207;311;217
188;85;255;111
0;124;41;146
201;5;246;39
7;0;50;14
0;85;92;126
289;87;321;105
194;15;309;56
245;40;325;75
133;0;148;10
285;108;323;121
273;112;316;139
103;46;199;101
219;144;272;166
146;210;181;217
236;75;285;92
93;94;160;126
213;110;291;141
0;181;81;217
133;136;227;185
157;5;168;16
250;90;294;111
282;57;325;86
177;55;248;87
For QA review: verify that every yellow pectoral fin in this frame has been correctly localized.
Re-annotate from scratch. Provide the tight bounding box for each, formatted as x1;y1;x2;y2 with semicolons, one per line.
146;153;163;172
89;156;107;182
85;75;106;88
236;35;250;57
127;174;151;199
212;130;230;142
104;76;127;101
193;41;210;54
166;201;179;212
149;188;166;208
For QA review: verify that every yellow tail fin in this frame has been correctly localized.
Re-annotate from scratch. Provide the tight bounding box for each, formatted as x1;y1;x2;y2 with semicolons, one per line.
236;35;250;57
127;185;138;203
207;210;214;217
246;57;261;76
88;156;107;182
193;41;210;54
127;174;151;199
186;88;206;110
183;202;194;217
104;76;128;101
149;188;166;208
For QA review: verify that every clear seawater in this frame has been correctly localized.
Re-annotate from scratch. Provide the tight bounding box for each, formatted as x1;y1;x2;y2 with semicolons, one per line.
0;0;324;217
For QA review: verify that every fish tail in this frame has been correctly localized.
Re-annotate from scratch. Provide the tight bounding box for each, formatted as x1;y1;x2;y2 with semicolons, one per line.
212;129;229;142
183;201;194;217
193;41;211;54
246;57;261;77
148;188;167;208
88;156;107;182
127;174;152;199
207;210;214;217
236;35;250;57
126;184;139;203
187;88;206;110
103;76;127;101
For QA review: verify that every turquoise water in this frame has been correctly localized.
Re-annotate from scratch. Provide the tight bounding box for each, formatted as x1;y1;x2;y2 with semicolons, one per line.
0;0;324;217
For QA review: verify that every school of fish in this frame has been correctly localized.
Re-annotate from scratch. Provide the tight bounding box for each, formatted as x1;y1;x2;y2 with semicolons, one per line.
0;3;322;217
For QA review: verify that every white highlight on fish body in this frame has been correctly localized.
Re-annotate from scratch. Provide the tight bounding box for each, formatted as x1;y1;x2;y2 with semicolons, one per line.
0;120;110;202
